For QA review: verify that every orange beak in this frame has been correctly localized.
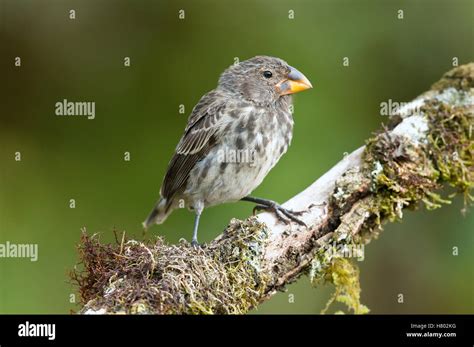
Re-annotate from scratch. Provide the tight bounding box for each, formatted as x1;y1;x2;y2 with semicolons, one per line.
276;66;313;96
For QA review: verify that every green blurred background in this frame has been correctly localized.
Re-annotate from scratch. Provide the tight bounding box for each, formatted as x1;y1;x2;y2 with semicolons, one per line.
1;0;473;314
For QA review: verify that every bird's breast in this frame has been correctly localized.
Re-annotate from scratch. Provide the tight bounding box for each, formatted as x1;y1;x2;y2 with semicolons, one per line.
185;104;294;206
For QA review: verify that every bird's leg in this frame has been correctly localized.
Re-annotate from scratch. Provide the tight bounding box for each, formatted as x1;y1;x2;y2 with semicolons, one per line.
191;213;201;247
241;196;307;227
191;204;204;248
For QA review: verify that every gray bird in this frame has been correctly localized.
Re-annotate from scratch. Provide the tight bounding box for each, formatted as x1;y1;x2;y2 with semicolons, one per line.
143;56;312;246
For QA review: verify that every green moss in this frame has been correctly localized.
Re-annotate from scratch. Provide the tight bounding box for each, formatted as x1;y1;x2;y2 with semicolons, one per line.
310;256;369;315
424;100;473;208
431;64;474;92
310;65;473;315
308;221;369;315
364;95;472;226
72;217;270;314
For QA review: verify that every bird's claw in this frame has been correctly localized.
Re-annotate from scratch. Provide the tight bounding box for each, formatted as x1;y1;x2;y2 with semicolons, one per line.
191;240;200;248
252;205;265;216
253;202;307;227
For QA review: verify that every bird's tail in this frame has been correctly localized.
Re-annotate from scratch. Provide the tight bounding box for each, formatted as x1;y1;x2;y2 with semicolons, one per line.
142;197;172;230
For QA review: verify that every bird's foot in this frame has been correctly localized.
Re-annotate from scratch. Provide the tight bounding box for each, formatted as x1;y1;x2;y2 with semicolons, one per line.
191;239;201;248
308;201;327;209
253;201;307;227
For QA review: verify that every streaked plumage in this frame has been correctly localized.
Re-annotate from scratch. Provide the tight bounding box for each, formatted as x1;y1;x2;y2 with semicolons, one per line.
143;56;312;245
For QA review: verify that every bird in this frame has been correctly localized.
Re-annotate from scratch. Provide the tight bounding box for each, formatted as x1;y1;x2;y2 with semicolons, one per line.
143;55;313;246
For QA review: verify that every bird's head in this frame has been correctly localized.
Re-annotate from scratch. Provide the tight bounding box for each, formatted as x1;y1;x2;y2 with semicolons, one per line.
218;56;312;106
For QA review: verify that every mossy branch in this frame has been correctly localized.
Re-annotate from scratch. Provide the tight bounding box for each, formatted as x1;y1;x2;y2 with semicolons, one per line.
72;64;473;314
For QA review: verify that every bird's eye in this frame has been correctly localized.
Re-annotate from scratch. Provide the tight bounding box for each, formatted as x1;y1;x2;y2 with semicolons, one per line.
263;70;273;78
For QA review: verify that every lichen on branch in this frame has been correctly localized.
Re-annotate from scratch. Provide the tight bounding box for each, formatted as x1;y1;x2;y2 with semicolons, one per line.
71;63;473;315
74;218;269;314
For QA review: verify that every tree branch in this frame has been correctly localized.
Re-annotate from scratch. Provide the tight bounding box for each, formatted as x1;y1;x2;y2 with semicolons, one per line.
73;63;473;314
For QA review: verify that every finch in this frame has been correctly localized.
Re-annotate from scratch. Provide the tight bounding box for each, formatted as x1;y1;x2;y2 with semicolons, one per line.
143;56;312;246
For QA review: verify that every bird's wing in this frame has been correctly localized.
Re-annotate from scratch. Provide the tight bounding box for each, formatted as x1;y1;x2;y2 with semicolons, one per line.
160;90;227;202
176;90;224;155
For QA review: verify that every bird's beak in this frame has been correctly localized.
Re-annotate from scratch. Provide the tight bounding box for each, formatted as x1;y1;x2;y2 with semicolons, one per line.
276;66;313;96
